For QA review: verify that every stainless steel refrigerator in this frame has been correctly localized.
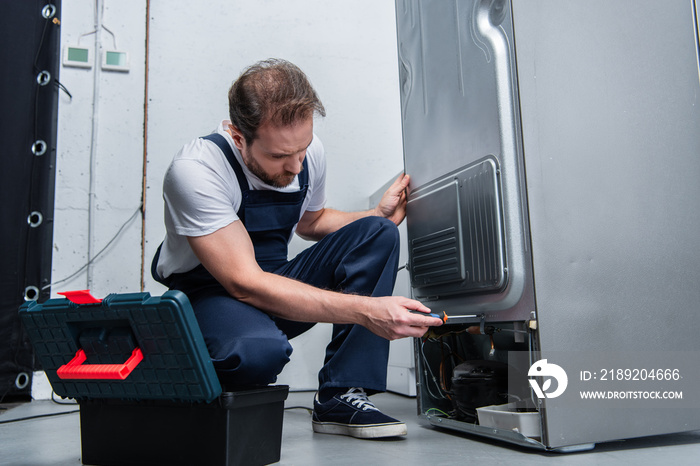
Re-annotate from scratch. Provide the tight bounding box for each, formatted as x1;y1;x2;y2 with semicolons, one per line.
396;0;700;451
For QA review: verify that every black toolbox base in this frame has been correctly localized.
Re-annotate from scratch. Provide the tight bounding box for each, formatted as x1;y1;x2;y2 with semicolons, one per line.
79;385;289;466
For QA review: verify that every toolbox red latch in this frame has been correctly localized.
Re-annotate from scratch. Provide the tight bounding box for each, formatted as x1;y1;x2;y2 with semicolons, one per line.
58;290;102;304
57;348;143;380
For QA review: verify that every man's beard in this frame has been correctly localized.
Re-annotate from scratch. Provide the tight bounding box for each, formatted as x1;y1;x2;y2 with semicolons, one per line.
242;147;300;188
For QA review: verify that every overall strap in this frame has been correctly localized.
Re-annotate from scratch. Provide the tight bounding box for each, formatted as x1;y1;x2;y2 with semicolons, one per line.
201;133;250;195
298;152;309;187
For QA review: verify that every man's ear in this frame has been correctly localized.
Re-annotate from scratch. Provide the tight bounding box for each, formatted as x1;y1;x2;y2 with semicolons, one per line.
228;124;246;151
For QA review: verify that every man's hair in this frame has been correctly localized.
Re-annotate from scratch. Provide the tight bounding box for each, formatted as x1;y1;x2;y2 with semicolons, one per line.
228;58;326;144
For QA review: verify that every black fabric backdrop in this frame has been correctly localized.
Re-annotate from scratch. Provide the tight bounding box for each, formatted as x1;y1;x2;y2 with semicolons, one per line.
0;1;61;401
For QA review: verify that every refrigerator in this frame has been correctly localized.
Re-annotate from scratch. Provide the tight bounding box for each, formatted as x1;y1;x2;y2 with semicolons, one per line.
396;0;700;451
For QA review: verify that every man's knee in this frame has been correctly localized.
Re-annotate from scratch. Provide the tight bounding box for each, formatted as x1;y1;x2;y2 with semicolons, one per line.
212;335;292;386
335;217;401;291
353;216;400;250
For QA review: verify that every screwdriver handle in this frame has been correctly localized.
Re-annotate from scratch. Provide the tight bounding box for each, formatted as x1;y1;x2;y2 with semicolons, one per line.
409;309;447;323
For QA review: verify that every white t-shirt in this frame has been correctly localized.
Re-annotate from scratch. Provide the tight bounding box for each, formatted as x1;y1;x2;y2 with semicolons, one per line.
156;120;327;279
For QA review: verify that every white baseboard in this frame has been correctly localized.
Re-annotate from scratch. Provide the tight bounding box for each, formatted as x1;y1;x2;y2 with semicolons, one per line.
31;371;53;400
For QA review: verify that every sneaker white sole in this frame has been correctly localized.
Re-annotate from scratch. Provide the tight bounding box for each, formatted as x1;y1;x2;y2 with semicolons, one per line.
312;420;407;439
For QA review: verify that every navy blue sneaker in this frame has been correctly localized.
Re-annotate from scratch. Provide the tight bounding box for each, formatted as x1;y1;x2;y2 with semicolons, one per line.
312;387;407;438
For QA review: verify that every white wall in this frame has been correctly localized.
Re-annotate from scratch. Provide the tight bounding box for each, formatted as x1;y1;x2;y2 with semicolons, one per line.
54;0;146;298
54;0;405;390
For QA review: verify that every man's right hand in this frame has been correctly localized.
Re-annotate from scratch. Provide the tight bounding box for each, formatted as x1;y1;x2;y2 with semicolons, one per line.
360;296;443;340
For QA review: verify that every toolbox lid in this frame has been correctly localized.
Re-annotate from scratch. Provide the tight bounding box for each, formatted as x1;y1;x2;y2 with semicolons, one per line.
19;290;222;402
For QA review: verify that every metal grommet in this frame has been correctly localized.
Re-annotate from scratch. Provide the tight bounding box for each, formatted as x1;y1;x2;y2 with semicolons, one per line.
28;211;43;227
15;372;30;390
42;4;56;19
24;286;40;301
32;140;47;156
37;70;51;86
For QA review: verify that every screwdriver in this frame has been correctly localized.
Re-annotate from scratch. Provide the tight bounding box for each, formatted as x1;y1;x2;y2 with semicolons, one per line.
410;309;479;324
410;309;447;323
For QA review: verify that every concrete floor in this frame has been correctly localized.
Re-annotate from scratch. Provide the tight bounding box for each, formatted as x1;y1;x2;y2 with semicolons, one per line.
2;391;700;465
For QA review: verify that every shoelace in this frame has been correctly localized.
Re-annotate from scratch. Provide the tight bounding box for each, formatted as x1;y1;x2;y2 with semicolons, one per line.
340;387;379;412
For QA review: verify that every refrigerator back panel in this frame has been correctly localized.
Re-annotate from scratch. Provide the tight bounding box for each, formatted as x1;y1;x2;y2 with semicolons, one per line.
397;0;502;186
397;0;534;321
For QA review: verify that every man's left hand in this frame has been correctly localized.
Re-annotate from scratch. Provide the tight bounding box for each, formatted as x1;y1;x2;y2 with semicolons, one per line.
374;173;410;225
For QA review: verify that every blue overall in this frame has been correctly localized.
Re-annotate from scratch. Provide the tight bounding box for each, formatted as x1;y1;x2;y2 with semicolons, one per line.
152;133;399;393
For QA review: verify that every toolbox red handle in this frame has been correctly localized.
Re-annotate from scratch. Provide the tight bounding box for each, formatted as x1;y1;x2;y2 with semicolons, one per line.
56;348;143;380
